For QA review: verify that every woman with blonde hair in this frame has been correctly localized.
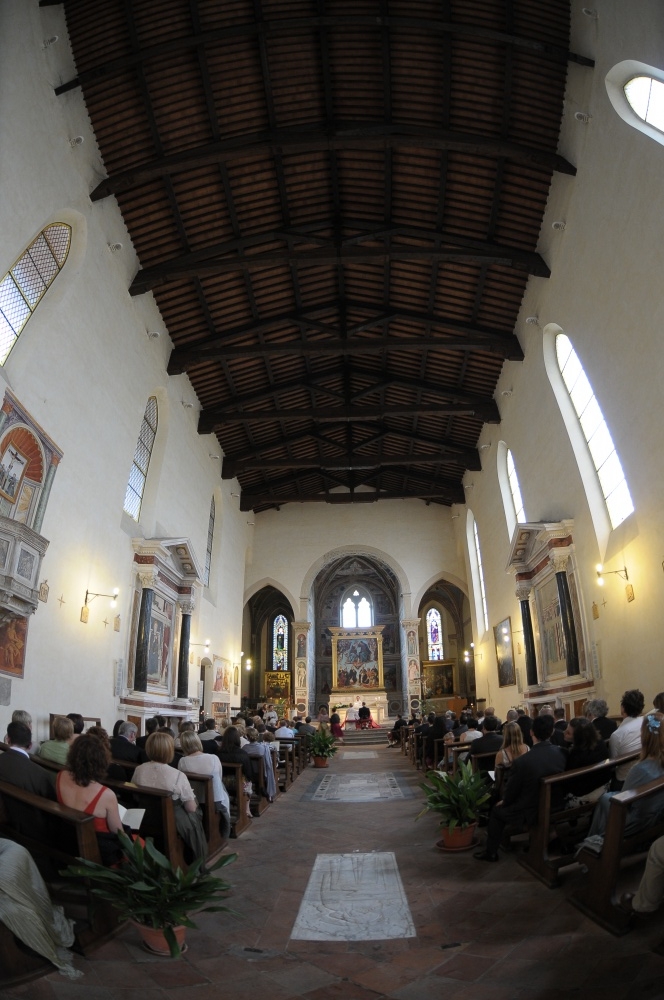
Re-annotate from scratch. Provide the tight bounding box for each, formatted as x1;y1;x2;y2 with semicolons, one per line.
178;730;231;840
494;721;529;795
37;716;75;765
244;727;277;801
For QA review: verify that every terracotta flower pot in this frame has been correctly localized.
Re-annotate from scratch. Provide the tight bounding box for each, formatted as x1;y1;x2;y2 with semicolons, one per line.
313;756;329;768
436;822;477;852
131;921;187;957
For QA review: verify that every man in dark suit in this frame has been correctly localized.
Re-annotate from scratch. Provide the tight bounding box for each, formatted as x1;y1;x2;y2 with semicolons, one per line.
467;716;503;770
474;714;566;861
0;722;56;836
136;716;158;752
516;708;533;747
110;721;139;762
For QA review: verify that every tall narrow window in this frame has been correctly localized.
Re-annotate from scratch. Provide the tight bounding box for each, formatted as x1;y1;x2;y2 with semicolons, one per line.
204;497;215;586
123;397;158;520
624;76;664;131
426;608;443;660
273;614;288;670
506;449;526;525
0;223;71;364
556;334;634;530
466;512;489;635
341;588;373;627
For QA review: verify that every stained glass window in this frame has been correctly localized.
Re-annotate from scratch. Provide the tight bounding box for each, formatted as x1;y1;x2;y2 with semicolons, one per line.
426;608;443;660
0;223;71;364
273;614;288;670
556;334;634;530
204;497;215;586
123;397;158;520
341;588;372;627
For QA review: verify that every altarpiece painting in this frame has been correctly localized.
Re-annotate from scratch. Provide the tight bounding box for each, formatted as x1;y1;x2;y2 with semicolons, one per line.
330;626;384;690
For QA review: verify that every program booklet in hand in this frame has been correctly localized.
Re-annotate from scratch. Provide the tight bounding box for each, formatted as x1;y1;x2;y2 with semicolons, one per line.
117;804;145;830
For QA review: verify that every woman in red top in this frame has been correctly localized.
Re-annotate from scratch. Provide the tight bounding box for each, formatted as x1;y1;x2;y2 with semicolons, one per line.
56;734;124;863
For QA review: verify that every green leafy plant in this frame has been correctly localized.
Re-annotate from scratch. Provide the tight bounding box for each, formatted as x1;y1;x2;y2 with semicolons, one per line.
309;729;339;759
417;760;491;832
61;832;236;957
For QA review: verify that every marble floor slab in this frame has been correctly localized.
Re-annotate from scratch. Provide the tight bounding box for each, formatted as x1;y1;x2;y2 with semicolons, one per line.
291;852;416;941
341;750;378;759
311;771;405;801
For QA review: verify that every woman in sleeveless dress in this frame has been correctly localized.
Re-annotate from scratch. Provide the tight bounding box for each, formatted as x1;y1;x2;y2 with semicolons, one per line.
494;722;529;795
55;734;124;864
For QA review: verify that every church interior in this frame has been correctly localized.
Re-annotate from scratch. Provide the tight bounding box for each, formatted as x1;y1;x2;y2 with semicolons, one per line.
2;0;664;993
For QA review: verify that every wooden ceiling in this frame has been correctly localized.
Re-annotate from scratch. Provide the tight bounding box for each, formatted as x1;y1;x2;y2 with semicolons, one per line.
58;0;583;511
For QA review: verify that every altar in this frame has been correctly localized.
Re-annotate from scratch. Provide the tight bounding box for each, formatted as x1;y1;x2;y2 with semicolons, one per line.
329;626;389;725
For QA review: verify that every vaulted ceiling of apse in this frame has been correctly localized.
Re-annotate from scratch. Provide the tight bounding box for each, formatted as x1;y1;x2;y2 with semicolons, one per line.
59;0;585;511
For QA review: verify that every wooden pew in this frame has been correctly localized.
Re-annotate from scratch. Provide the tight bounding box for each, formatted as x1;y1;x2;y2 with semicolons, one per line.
247;754;271;816
570;774;664;933
184;772;228;866
275;741;295;791
221;761;251;837
0;778;122;958
0;920;55;989
49;713;101;737
517;752;639;888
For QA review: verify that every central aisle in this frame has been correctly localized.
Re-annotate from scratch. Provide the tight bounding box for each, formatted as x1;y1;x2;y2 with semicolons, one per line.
10;741;664;999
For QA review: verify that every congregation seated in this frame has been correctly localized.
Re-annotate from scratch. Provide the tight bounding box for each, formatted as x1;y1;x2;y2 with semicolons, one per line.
609;688;646;786
577;710;664;855
244;728;277;801
37;717;75;765
175;719;196;749
387;714;408;746
214;727;253;819
133;732;207;861
178;731;231;841
296;716;317;737
4;710;39;754
136;716;159;752
584;697;618;742
274;718;295;738
66;714;85;739
459;717;482;745
0;723;55;836
493;721;528;788
110;721;139;763
54;734;125;866
563;718;609;803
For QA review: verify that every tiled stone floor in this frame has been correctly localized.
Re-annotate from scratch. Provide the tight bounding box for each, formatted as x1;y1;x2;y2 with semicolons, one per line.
6;745;664;1000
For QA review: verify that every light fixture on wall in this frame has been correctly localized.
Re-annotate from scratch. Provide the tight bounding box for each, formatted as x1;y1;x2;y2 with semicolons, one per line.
69;135;84;147
501;388;513;397
247;520;255;526
245;658;252;672
574;111;592;123
81;587;119;623
191;639;211;650
230;492;240;498
146;329;161;339
525;316;539;325
582;8;598;18
209;453;220;460
107;242;123;253
181;400;193;409
596;563;629;585
42;35;59;47
551;220;567;231
479;443;491;451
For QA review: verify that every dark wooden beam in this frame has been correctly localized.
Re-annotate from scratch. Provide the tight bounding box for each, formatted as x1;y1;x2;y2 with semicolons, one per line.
89;124;574;200
223;451;472;478
348;366;495;409
168;304;518;373
131;243;548;295
206;401;497;425
180;334;524;372
240;486;465;510
55;16;592;96
198;371;346;428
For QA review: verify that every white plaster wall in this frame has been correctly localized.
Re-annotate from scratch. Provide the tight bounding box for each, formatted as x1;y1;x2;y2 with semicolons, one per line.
244;500;467;625
0;2;249;738
462;0;664;717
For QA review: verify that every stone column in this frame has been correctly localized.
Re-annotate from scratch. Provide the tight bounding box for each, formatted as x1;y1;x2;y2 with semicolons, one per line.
551;554;579;677
292;621;311;716
133;569;157;693
516;582;538;687
401;617;421;715
176;599;195;700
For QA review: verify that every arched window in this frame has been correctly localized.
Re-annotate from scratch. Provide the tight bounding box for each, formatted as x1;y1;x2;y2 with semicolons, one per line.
273;614;288;670
0;223;72;364
497;441;527;538
624;76;664;130
466;511;488;635
341;587;373;627
204;497;215;586
555;333;634;531
426;608;443;660
123;396;158;520
606;60;664;148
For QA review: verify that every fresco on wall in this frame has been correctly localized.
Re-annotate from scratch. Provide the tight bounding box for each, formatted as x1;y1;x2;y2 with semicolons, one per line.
147;594;174;690
0;616;27;678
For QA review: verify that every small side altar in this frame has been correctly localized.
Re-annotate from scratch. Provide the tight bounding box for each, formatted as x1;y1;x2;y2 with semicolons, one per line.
329;626;388;723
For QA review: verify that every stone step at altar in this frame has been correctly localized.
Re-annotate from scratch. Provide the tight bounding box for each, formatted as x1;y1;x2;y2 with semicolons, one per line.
338;728;391;746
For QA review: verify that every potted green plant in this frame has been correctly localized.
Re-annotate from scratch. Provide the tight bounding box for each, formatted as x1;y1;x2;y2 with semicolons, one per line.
309;729;339;768
417;760;491;851
61;832;236;957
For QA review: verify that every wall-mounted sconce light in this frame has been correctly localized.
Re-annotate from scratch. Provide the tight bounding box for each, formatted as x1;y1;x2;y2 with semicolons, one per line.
525;315;539;326
81;587;119;623
596;563;629;585
245;658;252;672
191;638;211;650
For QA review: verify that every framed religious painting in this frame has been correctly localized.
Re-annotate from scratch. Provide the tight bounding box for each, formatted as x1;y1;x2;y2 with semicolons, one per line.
0;615;28;678
330;625;384;690
265;671;290;700
421;660;454;699
146;593;175;692
494;617;516;688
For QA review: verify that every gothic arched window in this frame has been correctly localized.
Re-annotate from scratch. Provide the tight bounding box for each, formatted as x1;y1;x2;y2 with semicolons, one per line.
123;396;158;520
341;587;373;628
273;614;288;670
426;608;443;660
606;61;664;149
0;223;72;364
467;511;489;635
